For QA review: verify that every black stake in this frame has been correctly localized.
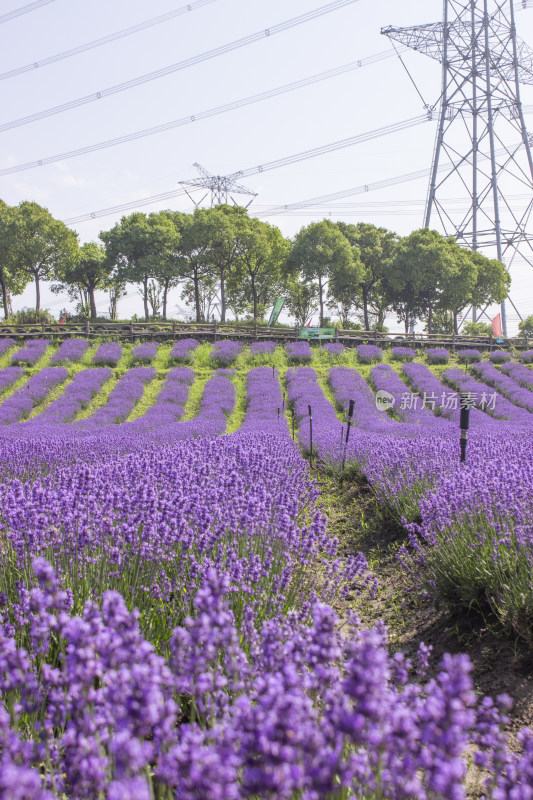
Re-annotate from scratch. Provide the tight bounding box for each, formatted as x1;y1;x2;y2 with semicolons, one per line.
340;424;344;474
308;404;313;468
277;407;280;422
341;399;355;471
291;407;295;440
459;392;471;463
282;392;286;410
272;365;275;380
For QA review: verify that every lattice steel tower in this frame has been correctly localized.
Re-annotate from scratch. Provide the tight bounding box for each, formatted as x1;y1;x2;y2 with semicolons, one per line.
383;1;533;336
179;163;257;208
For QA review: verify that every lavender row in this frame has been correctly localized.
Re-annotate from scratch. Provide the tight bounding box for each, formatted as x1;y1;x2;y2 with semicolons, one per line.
169;337;199;362
501;360;533;390
82;367;155;426
0;367;68;425
129;367;194;430
471;360;533;413
239;367;289;436
29;368;112;424
92;341;123;366
50;338;89;364
0;366;23;394
286;341;313;363
443;367;533;424
370;363;449;427
210;339;242;366
131;341;159;364
0;337;16;356
11;338;49;366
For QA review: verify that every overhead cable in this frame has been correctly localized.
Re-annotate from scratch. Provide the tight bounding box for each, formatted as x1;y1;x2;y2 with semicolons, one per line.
0;0;217;82
62;114;429;224
0;0;362;134
0;0;55;25
0;51;401;177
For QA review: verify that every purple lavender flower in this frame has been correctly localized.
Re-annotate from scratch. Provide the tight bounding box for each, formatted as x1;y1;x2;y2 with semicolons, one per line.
391;346;416;362
169;338;199;363
286;341;313;363
426;348;450;364
323;342;345;358
501;360;533;390
457;348;483;363
520;350;533;363
83;367;155;425
131;341;158;364
209;340;242;366
488;351;511;363
0;338;16;356
0;366;23;394
92;342;123;366
11;339;49;366
356;344;383;363
50;338;89;364
33;368;112;424
249;341;277;356
0;367;68;424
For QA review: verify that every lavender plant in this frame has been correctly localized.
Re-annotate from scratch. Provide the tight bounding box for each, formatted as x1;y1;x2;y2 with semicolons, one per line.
357;344;383;363
0;337;16;356
426;348;450;364
286;341;313;363
391;345;416;362
209;340;242;366
50;338;89;364
131;341;159;364
457;348;483;363
92;342;123;366
0;368;68;424
169;338;199;363
488;350;511;363
11;338;49;366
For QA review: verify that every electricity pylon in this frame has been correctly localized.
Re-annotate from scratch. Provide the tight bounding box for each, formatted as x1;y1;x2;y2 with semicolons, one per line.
179;163;257;208
383;1;533;336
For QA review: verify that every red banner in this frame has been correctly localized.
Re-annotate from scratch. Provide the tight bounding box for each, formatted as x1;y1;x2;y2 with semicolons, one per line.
491;313;502;338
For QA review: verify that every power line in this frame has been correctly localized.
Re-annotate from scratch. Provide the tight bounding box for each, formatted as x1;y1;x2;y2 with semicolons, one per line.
0;50;401;178
0;0;55;25
62;115;429;224
0;0;362;134
0;0;217;82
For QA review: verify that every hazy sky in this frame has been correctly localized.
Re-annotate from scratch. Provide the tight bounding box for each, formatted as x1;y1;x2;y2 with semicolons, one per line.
1;0;532;331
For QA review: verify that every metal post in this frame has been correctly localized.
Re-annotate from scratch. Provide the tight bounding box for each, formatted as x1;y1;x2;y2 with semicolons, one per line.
308;404;313;468
342;399;355;471
291;407;295;441
460;392;472;463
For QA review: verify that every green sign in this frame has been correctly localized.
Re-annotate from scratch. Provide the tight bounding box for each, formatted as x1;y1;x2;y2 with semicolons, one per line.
298;327;336;340
268;297;285;327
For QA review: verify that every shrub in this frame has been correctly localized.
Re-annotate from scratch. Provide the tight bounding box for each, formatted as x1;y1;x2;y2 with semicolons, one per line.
488;351;511;364
391;346;416;362
426;348;450;364
457;349;482;363
356;344;383;364
286;341;313;363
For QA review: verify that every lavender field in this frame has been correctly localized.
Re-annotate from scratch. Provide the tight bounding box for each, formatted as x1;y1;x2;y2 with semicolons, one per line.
1;337;533;798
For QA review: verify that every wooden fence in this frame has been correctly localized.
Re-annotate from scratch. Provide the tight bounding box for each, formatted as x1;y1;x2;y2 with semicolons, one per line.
0;320;530;350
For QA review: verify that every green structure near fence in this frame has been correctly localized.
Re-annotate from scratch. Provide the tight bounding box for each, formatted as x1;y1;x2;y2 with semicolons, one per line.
298;327;336;340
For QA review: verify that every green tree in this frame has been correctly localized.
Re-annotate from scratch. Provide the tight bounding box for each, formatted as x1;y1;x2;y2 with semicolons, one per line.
286;220;355;326
284;278;319;328
463;321;492;336
100;211;180;321
0;201;29;319
385;229;460;334
202;205;249;322
518;315;533;337
228;219;289;320
468;251;510;320
336;222;398;330
173;211;212;323
52;242;112;320
8;201;78;311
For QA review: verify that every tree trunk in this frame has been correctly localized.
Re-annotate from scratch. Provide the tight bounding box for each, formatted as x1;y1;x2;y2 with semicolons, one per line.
318;277;324;327
162;278;169;320
0;272;9;320
428;302;433;335
404;316;409;336
35;272;40;311
362;287;370;331
251;274;258;320
193;271;202;322
143;276;149;321
219;267;226;322
88;285;97;320
454;311;459;335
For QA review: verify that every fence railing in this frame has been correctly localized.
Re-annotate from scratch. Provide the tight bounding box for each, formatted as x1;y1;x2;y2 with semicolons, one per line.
0;320;529;350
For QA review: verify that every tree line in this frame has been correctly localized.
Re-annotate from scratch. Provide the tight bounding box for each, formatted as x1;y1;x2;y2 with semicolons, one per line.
0;199;510;334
